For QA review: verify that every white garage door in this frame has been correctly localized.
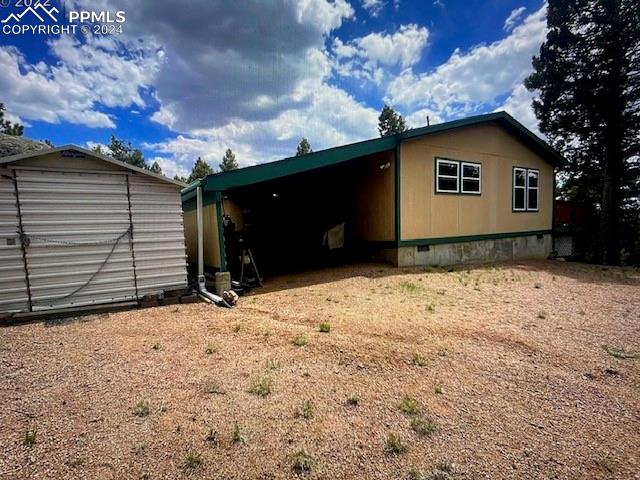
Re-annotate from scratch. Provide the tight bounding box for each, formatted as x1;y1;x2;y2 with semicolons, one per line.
15;169;138;311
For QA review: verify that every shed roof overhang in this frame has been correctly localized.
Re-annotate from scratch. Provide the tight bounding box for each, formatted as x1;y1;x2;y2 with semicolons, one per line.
0;145;187;188
181;111;564;203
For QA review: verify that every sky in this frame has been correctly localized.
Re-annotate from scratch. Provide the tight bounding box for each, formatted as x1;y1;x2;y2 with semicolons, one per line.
0;0;548;178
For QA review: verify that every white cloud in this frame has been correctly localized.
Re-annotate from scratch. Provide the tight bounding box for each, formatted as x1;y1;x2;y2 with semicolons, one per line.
0;34;162;128
504;6;527;32
496;83;541;136
362;0;385;17
386;5;546;119
332;24;429;84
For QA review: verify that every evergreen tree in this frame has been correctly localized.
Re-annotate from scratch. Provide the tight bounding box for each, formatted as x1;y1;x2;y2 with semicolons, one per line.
0;103;24;136
174;174;188;183
296;137;312;156
525;0;640;264
219;148;239;171
187;157;214;183
106;135;148;169
377;103;408;137
149;161;163;175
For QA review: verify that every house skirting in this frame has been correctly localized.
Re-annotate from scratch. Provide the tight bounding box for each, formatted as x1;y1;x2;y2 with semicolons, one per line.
376;231;552;267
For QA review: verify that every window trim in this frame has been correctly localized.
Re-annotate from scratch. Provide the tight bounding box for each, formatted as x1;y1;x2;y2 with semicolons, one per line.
460;161;482;195
512;166;539;212
526;169;539;212
435;158;460;193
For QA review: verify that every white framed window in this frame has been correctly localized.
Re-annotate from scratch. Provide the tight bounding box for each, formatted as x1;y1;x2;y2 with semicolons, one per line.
527;169;539;211
435;158;459;193
513;167;539;212
461;162;481;194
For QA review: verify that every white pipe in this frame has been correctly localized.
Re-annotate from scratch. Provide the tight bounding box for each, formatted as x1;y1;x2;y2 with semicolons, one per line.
196;186;231;307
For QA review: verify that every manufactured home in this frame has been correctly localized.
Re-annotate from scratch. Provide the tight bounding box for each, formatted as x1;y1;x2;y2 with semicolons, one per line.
181;112;563;279
0;137;188;316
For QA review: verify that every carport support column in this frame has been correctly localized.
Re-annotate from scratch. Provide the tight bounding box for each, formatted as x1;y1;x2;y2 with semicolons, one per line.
214;191;227;272
394;142;401;245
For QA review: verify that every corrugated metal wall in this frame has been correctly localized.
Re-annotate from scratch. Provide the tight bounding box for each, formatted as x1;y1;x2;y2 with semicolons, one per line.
1;164;187;314
0;168;30;313
128;175;188;295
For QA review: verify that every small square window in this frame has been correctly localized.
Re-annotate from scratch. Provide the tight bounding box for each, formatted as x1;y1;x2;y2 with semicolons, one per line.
461;162;481;194
435;159;459;193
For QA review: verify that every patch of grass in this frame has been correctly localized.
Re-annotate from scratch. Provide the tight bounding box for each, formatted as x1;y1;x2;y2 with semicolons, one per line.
537;310;547;319
347;393;359;406
602;345;640;359
594;455;615;473
152;342;161;351
248;377;272;397
426;303;436;313
267;358;281;370
204;344;217;355
604;367;619;375
412;353;427;367
292;448;315;474
232;422;247;445
295;400;314;419
133;399;151;417
411;459;457;480
319;322;331;333
23;429;37;447
399;396;421;416
204;382;225;395
232;323;241;333
385;433;407;455
400;281;423;294
434;384;444;395
205;429;219;444
131;442;146;455
411;415;438;437
183;450;203;470
293;333;308;347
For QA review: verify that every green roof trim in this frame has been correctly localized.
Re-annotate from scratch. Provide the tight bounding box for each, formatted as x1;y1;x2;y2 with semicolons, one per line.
181;111;563;199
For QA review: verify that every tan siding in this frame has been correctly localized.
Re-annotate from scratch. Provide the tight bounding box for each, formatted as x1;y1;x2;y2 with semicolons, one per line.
400;123;553;240
184;203;221;269
351;152;395;241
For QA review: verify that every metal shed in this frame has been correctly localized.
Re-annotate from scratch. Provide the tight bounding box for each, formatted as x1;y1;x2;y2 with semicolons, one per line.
0;142;188;315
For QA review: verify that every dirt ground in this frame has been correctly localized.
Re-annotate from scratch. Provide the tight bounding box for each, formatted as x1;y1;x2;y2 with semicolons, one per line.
1;260;639;480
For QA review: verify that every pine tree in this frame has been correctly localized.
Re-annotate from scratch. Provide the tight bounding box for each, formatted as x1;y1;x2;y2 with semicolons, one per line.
219;148;239;172
296;137;312;156
149;161;162;175
107;135;148;169
525;0;640;264
187;157;214;183
0;103;24;136
377;104;408;137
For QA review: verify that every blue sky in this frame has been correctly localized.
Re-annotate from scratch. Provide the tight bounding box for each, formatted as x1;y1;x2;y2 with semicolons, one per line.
0;0;547;177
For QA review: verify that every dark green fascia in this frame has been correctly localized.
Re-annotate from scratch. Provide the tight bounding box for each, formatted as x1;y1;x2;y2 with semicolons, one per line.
182;188;217;212
399;230;553;247
394;143;401;245
202;135;398;192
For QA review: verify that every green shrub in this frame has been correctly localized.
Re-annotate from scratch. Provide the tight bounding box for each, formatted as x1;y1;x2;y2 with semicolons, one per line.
385;433;407;455
248;377;271;397
183;450;203;469
292;448;315;474
319;322;331;333
399;396;421;416
296;400;314;420
23;429;37;447
134;400;151;417
293;334;308;347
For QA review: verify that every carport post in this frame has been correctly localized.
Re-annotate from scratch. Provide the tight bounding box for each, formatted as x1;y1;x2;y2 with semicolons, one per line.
214;191;227;272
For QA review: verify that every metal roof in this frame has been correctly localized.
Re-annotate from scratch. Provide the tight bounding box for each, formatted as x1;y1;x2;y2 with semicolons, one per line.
182;111;564;201
0;144;186;187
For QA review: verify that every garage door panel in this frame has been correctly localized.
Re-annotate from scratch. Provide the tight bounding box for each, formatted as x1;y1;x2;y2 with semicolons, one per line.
15;169;137;311
0;169;30;313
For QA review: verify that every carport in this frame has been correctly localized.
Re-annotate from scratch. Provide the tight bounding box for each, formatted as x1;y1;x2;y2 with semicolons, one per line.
181;136;398;279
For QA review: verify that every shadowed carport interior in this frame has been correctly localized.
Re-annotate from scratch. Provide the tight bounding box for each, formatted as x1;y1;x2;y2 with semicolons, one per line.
222;150;395;276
